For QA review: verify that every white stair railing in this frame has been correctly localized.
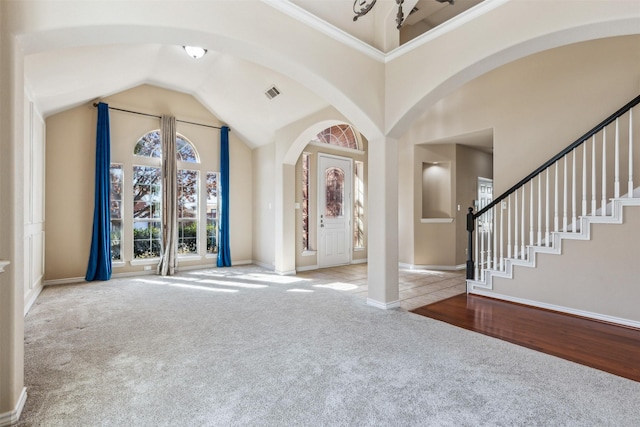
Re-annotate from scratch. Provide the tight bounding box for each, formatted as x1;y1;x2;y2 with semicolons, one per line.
466;95;640;281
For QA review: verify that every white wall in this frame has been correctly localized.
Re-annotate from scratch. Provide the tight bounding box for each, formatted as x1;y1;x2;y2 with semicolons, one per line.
23;89;45;313
0;7;27;421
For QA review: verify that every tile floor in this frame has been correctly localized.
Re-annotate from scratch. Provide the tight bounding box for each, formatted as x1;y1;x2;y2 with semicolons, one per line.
296;263;467;311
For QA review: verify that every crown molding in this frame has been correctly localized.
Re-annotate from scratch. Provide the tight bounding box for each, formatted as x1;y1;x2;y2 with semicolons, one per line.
261;0;386;62
386;0;511;62
262;0;511;64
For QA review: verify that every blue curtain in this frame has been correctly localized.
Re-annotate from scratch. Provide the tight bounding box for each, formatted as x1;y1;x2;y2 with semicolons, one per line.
217;126;232;267
86;102;112;281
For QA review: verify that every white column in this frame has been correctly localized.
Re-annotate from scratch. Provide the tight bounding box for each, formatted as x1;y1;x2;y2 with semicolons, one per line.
0;15;27;424
367;137;399;309
274;163;297;275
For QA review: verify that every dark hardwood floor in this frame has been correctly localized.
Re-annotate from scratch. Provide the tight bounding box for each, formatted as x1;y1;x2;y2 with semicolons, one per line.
411;293;640;382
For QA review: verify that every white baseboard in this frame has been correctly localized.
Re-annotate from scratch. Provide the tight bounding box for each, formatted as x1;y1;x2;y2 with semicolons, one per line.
399;262;465;271
351;258;367;265
275;269;297;276
0;387;27;427
252;261;275;271
44;276;87;286
367;298;401;310
469;289;640;329
296;264;319;272
45;261;258;286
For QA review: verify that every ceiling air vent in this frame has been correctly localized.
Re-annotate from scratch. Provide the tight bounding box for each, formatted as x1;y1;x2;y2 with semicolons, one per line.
265;85;281;100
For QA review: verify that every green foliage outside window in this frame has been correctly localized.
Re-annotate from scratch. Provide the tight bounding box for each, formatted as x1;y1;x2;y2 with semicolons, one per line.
133;226;161;258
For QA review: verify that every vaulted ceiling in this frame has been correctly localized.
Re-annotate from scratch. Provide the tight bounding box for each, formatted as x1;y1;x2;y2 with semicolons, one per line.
22;0;481;147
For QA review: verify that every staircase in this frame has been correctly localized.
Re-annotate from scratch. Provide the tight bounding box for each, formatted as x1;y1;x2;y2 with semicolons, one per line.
465;94;640;326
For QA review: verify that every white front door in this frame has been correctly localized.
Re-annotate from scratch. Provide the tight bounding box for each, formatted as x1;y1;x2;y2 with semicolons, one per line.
318;154;352;267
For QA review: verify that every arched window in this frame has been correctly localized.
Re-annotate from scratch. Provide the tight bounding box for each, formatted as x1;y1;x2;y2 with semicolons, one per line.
133;130;199;162
313;124;360;150
110;130;217;263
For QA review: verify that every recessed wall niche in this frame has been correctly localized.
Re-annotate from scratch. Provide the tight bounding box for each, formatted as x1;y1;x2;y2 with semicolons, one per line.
422;161;452;219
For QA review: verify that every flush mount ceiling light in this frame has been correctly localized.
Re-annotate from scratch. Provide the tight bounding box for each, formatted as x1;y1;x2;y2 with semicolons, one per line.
353;0;453;29
183;46;207;59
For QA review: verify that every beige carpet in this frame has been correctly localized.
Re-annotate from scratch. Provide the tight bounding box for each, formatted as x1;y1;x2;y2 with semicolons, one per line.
17;265;640;426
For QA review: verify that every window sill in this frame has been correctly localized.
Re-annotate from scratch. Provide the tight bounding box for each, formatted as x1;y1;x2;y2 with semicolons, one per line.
420;218;454;224
130;258;160;266
205;253;218;259
178;255;203;262
301;250;317;257
112;261;126;268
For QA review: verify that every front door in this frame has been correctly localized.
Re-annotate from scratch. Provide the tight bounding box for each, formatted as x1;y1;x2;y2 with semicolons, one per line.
318;154;352;267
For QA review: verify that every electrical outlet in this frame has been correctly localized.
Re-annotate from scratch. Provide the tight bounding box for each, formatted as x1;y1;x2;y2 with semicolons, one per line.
144;265;152;271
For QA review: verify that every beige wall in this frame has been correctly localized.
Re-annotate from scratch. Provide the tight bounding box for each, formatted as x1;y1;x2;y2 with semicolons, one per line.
404;143;491;268
403;35;640;195
45;85;252;281
455;145;493;265
412;144;456;267
491;205;640;324
251;143;276;269
398;35;639;268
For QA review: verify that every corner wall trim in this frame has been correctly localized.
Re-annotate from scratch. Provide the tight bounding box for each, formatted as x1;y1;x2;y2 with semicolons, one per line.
24;283;43;316
0;387;27;427
253;261;275;271
367;298;401;310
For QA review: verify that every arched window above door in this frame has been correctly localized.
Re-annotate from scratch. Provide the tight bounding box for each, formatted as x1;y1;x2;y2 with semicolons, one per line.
312;124;360;150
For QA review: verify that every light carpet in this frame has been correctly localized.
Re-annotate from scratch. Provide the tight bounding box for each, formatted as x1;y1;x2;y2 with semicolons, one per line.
17;265;640;426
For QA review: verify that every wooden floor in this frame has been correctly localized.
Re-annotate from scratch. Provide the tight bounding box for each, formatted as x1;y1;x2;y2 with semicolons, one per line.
411;293;640;382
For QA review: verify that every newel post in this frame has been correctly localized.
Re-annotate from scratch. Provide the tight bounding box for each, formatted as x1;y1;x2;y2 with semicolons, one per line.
466;207;475;280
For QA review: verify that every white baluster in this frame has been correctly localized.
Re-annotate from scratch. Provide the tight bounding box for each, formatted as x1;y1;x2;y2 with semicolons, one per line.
521;186;526;259
582;142;587;217
629;108;634;198
529;181;534;247
545;168;550;246
480;215;485;280
493;205;498;269
592;135;597;215
500;201;504;271
507;194;512;259
514;190;519;259
537;174;542;246
474;223;479;280
615;117;620;198
572;150;577;231
486;212;492;271
563;156;568;232
602;128;607;215
554;162;559;232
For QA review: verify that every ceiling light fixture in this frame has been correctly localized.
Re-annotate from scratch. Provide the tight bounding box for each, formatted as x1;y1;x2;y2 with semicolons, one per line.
183;46;207;59
353;0;453;29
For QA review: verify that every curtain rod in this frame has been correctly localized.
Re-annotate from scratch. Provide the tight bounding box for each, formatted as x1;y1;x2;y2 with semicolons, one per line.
92;103;228;131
